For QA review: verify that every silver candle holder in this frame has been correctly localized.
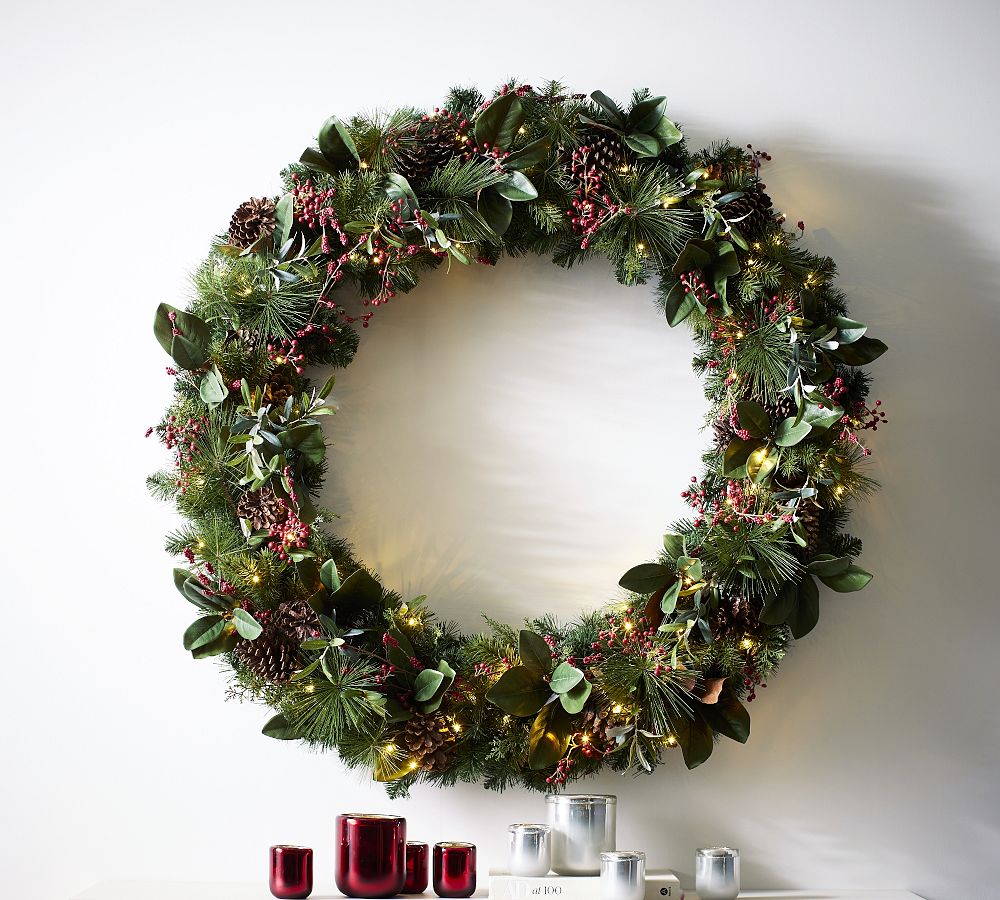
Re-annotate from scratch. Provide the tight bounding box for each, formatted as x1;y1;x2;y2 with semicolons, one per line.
507;824;551;876
695;847;740;900
600;851;645;900
546;794;617;875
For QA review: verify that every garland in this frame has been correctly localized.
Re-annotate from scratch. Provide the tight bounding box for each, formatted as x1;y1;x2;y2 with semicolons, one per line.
149;81;888;795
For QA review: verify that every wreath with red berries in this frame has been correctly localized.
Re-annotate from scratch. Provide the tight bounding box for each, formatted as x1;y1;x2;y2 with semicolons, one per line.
149;81;887;794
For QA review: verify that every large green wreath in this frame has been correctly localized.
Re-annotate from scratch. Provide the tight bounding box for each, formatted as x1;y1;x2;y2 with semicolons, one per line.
149;81;887;794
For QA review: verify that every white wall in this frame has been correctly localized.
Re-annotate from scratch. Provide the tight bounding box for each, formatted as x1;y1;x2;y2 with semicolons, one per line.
3;1;999;898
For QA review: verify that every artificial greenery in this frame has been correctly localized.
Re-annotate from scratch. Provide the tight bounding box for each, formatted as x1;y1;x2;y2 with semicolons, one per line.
149;81;887;794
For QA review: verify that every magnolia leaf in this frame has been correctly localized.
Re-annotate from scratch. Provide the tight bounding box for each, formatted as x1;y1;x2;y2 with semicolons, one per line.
495;170;538;201
619;562;673;594
624;132;660;157
788;575;820;639
153;303;210;370
319;558;341;593
774;417;812;447
299;146;337;175
474;93;525;150
589;90;626;127
279;423;326;464
673;710;715;770
759;580;797;625
504;136;551;170
807;555;852;577
663;280;697;326
329;570;384;625
672;238;714;274
747;444;777;484
831;336;887;366
232;607;263;640
528;702;573;770
191;630;237;659
559;678;592;714
831;316;867;345
477;188;513;236
737;401;770;439
274;193;295;246
651;115;683;148
628;95;667;133
549;662;584;694
701;689;751;744
485;665;549;717
723;437;757;477
519;630;553;678
818;564;873;593
183;615;224;651
318;115;360;169
384;172;418;208
262;714;300;740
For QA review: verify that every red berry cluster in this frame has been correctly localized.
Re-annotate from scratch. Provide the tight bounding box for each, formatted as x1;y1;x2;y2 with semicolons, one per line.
267;320;341;374
290;174;348;252
567;146;626;249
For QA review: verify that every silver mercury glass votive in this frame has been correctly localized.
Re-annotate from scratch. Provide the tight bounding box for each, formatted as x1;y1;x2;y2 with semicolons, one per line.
600;851;645;900
695;847;740;900
546;794;617;875
507;824;551;877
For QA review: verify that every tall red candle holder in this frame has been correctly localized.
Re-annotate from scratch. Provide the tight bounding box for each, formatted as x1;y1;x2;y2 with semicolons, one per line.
404;841;430;894
433;842;477;898
335;813;407;898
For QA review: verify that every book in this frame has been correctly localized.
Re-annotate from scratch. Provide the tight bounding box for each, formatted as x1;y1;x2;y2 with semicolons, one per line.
488;869;683;900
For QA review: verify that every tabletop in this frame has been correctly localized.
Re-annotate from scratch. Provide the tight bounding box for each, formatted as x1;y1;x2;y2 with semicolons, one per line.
72;881;924;900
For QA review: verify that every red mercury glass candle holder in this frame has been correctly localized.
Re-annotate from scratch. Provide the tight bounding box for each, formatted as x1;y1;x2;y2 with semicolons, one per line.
404;842;430;894
336;813;407;898
270;845;313;900
433;842;477;898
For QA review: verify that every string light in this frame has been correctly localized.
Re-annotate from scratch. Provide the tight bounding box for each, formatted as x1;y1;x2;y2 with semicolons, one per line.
304;684;315;693
580;734;591;744
636;243;646;253
385;742;397;752
251;574;261;584
612;704;623;715
407;617;419;627
359;160;369;169
409;760;419;770
741;637;754;651
197;540;206;549
665;734;677;746
451;722;462;733
623;620;634;631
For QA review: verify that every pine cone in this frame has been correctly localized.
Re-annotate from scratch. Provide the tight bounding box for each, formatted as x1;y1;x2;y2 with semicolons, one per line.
762;396;796;423
580;705;615;753
797;501;822;553
274;597;321;643
237;488;288;532
395;119;462;186
234;623;298;684
722;183;774;237
229;197;277;248
401;713;455;772
583;129;630;178
264;377;299;410
710;589;761;640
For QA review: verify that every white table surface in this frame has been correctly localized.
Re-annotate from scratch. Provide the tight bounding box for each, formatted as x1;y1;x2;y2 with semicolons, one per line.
72;882;924;900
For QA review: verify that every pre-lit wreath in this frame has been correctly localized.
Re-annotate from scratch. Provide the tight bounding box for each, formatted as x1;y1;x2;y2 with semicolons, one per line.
149;81;887;795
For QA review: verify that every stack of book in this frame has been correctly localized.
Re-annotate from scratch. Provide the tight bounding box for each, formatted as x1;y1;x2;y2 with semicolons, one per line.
488;870;683;900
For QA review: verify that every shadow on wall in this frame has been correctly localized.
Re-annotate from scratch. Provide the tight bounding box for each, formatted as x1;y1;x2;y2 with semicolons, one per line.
317;144;1000;900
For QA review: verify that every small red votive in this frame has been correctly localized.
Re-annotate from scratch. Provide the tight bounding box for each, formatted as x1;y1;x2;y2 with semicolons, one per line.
270;845;313;899
433;842;476;898
404;841;430;893
336;813;407;898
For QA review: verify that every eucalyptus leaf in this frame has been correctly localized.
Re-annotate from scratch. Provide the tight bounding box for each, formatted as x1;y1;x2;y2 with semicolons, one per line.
559;677;592;714
549;662;584;694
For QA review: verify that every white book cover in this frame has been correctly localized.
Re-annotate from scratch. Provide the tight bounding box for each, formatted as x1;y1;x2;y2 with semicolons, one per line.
488;869;683;900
